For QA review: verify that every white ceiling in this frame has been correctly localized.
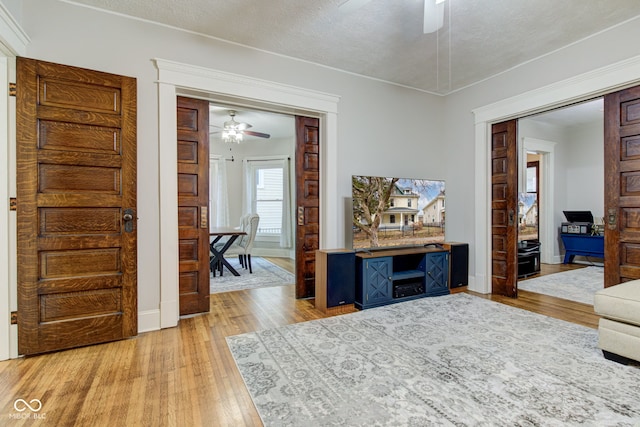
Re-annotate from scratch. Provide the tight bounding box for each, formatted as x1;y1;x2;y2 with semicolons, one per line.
68;0;640;95
64;0;623;134
526;98;604;129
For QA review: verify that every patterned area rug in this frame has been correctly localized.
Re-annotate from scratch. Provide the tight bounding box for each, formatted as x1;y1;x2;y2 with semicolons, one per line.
518;266;603;305
227;293;640;426
210;257;294;294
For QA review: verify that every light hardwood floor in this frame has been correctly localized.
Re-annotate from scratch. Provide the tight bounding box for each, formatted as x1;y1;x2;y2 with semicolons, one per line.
0;258;599;426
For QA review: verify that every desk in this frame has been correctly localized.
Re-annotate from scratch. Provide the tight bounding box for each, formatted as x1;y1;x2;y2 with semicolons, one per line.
560;233;604;264
210;227;247;276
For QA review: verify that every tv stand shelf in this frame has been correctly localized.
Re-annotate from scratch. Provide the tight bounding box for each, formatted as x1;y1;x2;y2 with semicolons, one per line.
355;246;449;310
393;270;425;281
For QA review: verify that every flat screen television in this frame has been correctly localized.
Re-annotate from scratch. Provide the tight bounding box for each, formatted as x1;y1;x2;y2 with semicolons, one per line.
351;175;445;250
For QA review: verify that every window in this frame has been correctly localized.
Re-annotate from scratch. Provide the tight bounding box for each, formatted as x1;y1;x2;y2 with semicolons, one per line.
253;166;283;234
407;199;412;207
244;157;293;247
390;199;395;207
390;215;396;223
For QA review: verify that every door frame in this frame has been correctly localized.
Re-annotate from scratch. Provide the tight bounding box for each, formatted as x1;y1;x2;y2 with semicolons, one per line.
473;55;640;294
521;138;557;265
154;59;340;329
0;4;29;361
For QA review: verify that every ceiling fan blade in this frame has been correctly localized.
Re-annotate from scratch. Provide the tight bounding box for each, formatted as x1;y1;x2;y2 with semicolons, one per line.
424;0;445;34
243;130;270;139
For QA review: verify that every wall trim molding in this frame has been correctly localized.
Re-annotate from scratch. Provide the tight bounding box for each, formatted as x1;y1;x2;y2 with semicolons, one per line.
153;58;340;329
0;3;27;360
137;309;161;334
523;137;557;265
0;4;29;56
472;54;640;294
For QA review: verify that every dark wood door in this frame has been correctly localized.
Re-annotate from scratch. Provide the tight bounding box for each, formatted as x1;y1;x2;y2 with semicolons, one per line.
604;85;640;287
16;57;137;355
177;96;210;314
491;120;518;297
295;116;320;298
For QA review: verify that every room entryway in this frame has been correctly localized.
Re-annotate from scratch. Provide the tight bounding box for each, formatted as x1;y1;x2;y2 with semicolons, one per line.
491;85;640;306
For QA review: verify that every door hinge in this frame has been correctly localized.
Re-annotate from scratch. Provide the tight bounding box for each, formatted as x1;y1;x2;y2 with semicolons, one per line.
9;82;16;97
9;198;17;211
11;311;17;325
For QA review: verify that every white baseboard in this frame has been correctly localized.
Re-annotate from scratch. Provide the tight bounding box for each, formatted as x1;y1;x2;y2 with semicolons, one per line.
138;309;161;333
252;248;291;258
467;274;488;294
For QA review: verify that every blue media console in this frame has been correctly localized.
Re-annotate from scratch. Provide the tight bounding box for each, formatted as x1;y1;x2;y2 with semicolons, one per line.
560;233;604;264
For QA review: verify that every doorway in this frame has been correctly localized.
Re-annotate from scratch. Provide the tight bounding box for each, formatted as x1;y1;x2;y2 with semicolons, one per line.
516;98;605;287
208;104;297;290
155;59;340;328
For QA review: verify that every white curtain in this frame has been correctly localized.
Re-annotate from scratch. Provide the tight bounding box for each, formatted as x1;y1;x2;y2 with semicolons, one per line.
280;158;293;248
241;159;252;216
210;157;230;228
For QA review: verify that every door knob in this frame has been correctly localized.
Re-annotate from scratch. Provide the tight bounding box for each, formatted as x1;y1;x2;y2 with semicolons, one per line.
123;208;135;233
607;208;617;230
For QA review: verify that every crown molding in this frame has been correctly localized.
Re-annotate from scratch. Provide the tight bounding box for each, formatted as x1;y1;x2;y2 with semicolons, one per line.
473;54;640;124
0;3;30;56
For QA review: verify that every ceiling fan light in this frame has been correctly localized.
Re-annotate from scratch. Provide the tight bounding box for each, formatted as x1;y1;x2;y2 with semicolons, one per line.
222;128;243;143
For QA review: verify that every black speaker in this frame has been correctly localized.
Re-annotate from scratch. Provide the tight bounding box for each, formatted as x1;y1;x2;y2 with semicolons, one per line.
316;250;355;312
326;252;355;307
444;242;468;288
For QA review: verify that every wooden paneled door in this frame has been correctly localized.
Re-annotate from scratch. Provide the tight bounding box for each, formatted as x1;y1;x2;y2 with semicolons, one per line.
491;120;518;297
604;85;640;287
16;58;137;355
295;116;320;298
177;97;210;315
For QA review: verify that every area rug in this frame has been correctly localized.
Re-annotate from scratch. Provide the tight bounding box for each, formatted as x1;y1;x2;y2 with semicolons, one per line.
210;257;294;294
518;266;603;305
227;293;640;426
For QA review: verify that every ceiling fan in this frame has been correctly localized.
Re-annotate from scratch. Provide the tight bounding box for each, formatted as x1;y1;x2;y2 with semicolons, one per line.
339;0;446;34
211;110;271;143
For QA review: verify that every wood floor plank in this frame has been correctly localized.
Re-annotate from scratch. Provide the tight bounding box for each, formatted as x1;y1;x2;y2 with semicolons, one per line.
0;259;601;425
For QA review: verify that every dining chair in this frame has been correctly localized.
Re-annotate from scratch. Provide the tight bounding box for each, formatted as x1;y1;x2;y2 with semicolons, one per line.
220;213;260;273
210;214;251;276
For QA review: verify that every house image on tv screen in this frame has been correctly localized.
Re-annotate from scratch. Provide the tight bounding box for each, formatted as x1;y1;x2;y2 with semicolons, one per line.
352;176;445;249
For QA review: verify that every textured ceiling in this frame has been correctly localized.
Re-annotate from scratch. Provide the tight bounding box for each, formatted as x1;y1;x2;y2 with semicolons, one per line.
66;0;640;95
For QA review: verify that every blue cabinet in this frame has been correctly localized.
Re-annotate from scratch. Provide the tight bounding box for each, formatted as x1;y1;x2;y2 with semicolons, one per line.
425;251;449;296
361;257;393;306
355;247;449;310
560;234;604;263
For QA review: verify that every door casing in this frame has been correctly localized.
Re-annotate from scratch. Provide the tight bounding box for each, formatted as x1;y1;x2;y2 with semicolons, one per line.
154;59;340;329
473;56;640;294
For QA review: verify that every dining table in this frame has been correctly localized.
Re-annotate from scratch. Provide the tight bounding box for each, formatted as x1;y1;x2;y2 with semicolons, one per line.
209;227;247;277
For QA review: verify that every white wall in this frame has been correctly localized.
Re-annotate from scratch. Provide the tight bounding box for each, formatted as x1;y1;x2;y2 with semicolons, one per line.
562;121;604;219
17;0;445;322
